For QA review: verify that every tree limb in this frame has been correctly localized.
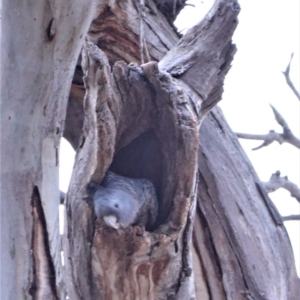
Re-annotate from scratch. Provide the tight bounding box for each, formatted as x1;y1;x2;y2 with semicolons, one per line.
196;108;300;298
236;105;300;150
159;0;239;119
282;53;300;101
282;215;300;221
262;171;300;203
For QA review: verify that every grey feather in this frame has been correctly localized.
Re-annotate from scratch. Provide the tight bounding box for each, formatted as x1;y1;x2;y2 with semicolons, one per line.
93;172;158;230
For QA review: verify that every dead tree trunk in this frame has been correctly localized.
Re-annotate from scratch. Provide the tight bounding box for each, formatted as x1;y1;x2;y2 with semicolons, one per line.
1;0;94;298
63;0;299;299
1;0;299;299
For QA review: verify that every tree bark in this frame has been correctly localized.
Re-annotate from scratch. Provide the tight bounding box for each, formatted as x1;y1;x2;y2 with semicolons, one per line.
195;108;299;299
64;0;299;299
1;0;299;299
1;0;94;298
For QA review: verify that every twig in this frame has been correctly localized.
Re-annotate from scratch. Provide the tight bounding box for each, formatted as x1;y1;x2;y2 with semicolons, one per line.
236;105;300;150
282;53;300;101
60;191;66;204
282;214;300;221
184;4;195;8
138;0;150;64
261;171;300;203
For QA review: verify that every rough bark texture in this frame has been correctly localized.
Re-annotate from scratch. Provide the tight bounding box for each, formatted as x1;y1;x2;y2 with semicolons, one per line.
195;109;299;299
62;0;300;299
65;41;200;299
1;0;94;299
2;0;299;299
62;1;283;300
64;0;299;299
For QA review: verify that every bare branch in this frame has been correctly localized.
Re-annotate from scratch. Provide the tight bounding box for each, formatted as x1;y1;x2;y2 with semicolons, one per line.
270;104;289;129
269;105;300;148
236;105;300;150
282;53;300;101
282;215;300;221
185;4;195;8
60;191;66;204
262;171;300;203
236;131;283;150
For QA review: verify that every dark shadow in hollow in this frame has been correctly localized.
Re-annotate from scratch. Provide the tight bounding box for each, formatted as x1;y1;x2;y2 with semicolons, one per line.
109;130;165;225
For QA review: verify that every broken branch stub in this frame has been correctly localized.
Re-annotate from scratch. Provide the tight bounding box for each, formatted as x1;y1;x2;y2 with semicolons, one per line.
262;171;300;203
282;53;300;101
159;0;239;117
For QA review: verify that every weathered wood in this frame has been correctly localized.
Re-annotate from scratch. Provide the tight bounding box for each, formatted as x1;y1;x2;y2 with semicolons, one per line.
2;0;298;299
65;41;200;299
159;0;239;116
195;108;299;299
64;1;246;299
1;0;94;298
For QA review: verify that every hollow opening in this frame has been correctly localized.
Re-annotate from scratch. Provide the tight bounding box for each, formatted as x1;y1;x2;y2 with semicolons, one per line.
174;0;214;34
109;130;166;226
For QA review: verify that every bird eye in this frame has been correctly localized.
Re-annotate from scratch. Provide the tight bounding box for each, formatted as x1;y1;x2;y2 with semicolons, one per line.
114;203;119;208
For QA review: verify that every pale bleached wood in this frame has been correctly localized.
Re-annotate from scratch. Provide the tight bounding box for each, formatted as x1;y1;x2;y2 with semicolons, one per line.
1;0;95;298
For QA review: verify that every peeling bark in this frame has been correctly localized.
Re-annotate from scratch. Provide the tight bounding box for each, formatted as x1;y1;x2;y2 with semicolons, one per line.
2;0;299;299
64;1;248;299
65;42;200;299
1;0;95;298
30;186;58;300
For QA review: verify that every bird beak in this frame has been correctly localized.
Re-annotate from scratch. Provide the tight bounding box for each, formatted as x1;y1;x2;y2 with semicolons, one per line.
103;215;120;230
